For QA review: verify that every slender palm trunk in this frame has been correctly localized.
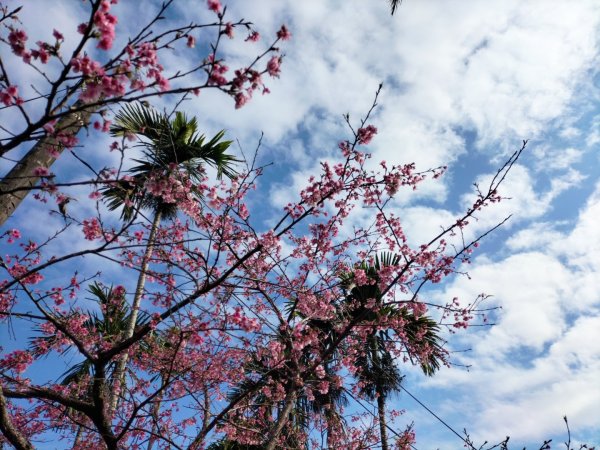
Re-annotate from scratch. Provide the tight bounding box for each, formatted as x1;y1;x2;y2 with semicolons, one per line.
71;422;83;449
376;386;389;450
264;389;297;450
146;378;165;450
369;334;390;450
110;210;162;411
0;104;97;226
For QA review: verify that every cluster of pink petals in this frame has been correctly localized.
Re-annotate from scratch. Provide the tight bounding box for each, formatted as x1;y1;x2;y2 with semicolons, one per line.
207;0;222;14
245;31;260;42
208;57;229;86
356;125;377;145
82;218;103;240
93;0;118;50
8;28;28;58
0;85;22;106
266;56;282;77
0;350;33;374
277;25;292;41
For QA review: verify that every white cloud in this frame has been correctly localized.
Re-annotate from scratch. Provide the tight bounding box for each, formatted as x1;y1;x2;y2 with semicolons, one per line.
415;181;600;445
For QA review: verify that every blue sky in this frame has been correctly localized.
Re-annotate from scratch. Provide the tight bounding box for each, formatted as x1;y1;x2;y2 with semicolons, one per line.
2;0;600;448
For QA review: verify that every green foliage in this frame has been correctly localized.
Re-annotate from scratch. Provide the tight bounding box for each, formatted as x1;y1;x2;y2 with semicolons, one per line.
102;103;237;221
339;252;444;406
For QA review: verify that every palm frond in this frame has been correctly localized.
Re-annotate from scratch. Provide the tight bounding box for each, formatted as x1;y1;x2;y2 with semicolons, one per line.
103;104;238;220
390;0;403;15
110;103;168;142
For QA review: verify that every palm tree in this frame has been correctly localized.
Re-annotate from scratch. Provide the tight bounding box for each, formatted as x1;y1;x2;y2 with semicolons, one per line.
214;326;348;450
103;103;238;411
340;253;445;450
30;282;145;448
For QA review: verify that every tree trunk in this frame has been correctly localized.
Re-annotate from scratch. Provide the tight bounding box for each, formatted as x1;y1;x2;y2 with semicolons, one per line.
0;104;97;226
110;210;162;411
0;385;35;450
377;386;389;450
264;389;297;450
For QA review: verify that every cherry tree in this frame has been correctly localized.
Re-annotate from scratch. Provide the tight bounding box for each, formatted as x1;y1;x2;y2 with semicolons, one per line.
0;67;528;448
0;0;290;225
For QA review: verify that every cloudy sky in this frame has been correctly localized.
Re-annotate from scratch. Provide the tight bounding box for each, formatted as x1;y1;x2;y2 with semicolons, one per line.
200;1;600;447
3;0;600;448
214;1;600;447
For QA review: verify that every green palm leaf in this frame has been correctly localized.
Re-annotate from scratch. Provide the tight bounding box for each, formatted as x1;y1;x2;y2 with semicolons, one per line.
103;103;238;221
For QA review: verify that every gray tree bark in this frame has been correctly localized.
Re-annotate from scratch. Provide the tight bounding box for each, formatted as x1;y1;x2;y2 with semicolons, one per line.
0;105;97;226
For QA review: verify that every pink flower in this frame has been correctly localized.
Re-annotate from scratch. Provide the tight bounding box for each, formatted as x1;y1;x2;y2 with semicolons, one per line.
277;25;291;41
43;120;57;134
0;350;33;373
186;35;196;48
0;86;21;106
208;61;228;86
77;23;88;34
317;381;329;395
234;92;249;109
224;22;234;39
57;132;79;148
71;55;104;76
156;75;170;91
266;56;281;77
33;167;51;177
245;31;260;42
93;1;117;50
79;82;102;103
8;28;28;56
53;29;64;41
31;43;50;64
357;125;377;145
207;0;222;14
135;42;158;67
82;218;102;241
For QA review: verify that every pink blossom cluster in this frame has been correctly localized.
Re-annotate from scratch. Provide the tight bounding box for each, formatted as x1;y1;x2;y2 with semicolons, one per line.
266;56;282;77
208;56;229;86
0;350;33;374
356;124;377;145
0;85;22;106
207;0;222;14
277;25;292;41
82;217;103;240
7;28;28;59
3;228;21;244
7;26;64;65
93;0;118;50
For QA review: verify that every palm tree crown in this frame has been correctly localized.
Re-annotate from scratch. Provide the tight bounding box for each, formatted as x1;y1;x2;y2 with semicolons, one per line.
103;103;237;221
340;252;445;449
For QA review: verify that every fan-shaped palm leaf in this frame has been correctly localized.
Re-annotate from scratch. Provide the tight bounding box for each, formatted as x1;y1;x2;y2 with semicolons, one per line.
103;103;237;221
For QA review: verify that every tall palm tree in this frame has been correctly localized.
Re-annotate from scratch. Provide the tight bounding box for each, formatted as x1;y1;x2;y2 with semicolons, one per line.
340;253;445;450
214;326;348;450
103;103;238;410
29;282;145;448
